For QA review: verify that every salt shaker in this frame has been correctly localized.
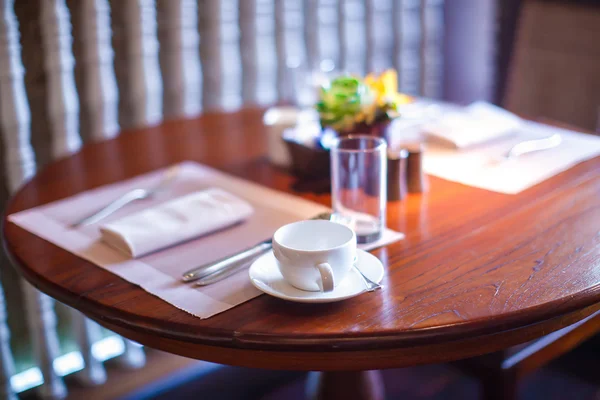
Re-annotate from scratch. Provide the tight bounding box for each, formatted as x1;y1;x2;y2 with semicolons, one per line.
387;149;408;201
404;142;428;193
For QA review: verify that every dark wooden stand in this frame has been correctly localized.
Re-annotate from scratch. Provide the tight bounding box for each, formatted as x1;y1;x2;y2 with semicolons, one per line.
306;371;385;400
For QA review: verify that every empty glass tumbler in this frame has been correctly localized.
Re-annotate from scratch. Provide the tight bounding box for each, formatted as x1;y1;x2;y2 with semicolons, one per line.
330;135;387;244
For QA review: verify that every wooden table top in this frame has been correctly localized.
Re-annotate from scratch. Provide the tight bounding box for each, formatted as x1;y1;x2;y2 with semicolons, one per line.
4;108;600;371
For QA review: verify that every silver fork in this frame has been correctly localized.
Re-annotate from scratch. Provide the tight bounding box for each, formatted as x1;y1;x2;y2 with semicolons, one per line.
71;166;179;227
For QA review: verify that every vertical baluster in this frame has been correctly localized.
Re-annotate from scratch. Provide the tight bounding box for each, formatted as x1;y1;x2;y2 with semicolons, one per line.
40;0;82;158
199;0;241;110
365;0;374;73
1;2;65;398
337;0;346;73
22;285;67;399
198;0;221;110
158;0;202;118
70;0;119;142
276;0;306;104
366;0;394;73
340;0;366;76
70;310;106;385
43;2;110;387
240;0;276;105
316;0;338;69
303;0;319;72
419;0;443;98
111;0;163;128
239;0;258;104
274;0;288;101
393;0;422;95
0;279;16;400
0;0;35;192
392;0;403;75
221;0;242;110
117;339;146;369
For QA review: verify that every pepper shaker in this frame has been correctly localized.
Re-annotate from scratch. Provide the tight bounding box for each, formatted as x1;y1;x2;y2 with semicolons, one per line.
404;142;428;193
387;149;408;201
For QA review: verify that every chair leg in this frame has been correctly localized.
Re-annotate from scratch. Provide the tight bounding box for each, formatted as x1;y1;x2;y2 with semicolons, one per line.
481;370;518;400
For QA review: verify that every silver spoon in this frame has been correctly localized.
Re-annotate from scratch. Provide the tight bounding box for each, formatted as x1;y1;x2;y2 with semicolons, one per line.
504;133;562;160
352;259;382;292
71;165;179;228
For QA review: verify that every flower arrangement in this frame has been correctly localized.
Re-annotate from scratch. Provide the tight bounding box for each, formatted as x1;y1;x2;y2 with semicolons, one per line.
315;69;412;134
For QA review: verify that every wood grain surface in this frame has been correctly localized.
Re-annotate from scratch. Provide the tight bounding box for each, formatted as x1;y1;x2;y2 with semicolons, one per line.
3;108;600;371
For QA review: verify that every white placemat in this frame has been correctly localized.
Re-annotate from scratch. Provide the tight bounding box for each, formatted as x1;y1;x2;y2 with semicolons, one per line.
423;121;600;194
8;162;403;319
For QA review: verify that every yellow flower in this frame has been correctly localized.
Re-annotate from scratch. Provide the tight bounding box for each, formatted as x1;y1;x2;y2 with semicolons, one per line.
364;69;412;108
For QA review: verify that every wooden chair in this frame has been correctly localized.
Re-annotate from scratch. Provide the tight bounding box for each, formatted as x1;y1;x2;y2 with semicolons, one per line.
503;0;600;132
454;1;600;398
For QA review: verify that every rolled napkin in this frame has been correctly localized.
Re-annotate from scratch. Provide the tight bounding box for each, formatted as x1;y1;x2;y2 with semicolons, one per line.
423;102;522;149
100;188;254;258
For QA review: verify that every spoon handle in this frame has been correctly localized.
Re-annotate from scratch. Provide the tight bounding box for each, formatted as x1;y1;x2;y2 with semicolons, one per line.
71;189;147;228
353;264;382;292
506;134;562;159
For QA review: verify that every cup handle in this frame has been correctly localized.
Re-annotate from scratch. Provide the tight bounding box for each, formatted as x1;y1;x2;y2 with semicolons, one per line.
315;263;334;292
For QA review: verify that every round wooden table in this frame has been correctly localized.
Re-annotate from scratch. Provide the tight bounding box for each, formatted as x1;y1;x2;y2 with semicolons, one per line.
4;109;600;400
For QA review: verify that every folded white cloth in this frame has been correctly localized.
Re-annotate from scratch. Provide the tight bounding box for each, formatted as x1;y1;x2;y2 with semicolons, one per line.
423;102;522;149
100;188;254;257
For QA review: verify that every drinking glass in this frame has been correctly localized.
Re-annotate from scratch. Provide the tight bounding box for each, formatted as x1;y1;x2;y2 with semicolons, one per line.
330;135;387;244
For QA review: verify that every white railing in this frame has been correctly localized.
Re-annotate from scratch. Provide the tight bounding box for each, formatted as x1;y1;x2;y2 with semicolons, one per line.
0;0;445;398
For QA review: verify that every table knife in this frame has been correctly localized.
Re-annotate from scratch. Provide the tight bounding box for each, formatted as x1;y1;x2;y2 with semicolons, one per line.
181;239;272;283
193;258;254;286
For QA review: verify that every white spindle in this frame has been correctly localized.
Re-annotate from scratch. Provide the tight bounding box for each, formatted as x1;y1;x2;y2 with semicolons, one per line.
199;0;241;110
2;3;66;397
338;0;367;76
198;0;221;110
239;0;258;104
303;0;319;72
274;0;289;101
71;310;107;386
393;0;422;95
117;339;146;369
220;0;242;110
157;0;202;118
111;0;163;128
40;0;82;158
239;0;276;105
71;0;119;141
366;0;394;73
419;0;444;98
365;0;375;73
316;0;338;69
275;0;307;104
337;0;346;72
0;4;49;399
0;281;16;400
22;284;67;399
0;0;35;192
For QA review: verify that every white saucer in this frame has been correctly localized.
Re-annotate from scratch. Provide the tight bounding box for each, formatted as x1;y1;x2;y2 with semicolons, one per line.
248;249;384;303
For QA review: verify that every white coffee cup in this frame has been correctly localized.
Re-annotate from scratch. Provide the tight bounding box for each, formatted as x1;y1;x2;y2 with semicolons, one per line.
272;220;356;292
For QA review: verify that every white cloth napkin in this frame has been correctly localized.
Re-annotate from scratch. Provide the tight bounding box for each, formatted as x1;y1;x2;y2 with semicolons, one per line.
100;188;254;257
423;102;522;149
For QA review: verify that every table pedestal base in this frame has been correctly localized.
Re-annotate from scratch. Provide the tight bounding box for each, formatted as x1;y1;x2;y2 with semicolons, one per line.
306;370;385;400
